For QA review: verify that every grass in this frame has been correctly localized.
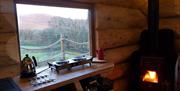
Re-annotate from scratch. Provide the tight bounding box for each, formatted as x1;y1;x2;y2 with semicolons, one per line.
20;48;84;63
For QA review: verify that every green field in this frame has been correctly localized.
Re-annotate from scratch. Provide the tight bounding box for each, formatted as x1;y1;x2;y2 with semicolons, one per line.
20;48;82;63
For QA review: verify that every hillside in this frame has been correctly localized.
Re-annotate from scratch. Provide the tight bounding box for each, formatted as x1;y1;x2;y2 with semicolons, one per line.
18;14;52;30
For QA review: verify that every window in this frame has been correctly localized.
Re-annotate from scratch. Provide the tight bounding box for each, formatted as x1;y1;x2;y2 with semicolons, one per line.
16;3;92;67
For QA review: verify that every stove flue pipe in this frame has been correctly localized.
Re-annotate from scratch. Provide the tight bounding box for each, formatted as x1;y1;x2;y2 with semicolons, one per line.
148;0;159;51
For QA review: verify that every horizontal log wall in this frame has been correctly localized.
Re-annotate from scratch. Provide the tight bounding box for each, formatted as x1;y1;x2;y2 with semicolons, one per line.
104;45;138;64
96;29;142;49
95;4;146;90
0;0;179;90
1;0;146;90
0;0;20;78
94;0;180;90
95;4;146;30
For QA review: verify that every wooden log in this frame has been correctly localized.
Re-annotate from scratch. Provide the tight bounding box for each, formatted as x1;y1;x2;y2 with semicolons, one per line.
0;43;6;51
175;0;180;16
159;18;180;37
159;0;177;17
0;13;2;30
0;0;15;13
0;53;7;58
0;39;19;67
96;29;143;49
133;0;147;15
0;49;7;57
68;0;148;11
104;45;138;64
99;0;147;12
0;34;19;62
0;0;20;68
95;4;146;29
137;0;180;17
0;56;18;67
0;33;16;43
0;13;17;33
5;35;20;63
102;63;130;80
62;0;125;6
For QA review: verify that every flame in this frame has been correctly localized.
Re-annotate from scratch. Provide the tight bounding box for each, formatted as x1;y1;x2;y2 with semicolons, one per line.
142;70;158;83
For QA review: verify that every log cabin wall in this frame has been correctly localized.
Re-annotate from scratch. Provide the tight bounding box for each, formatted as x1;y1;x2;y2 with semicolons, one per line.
0;0;147;91
95;4;146;91
0;0;20;78
0;0;180;91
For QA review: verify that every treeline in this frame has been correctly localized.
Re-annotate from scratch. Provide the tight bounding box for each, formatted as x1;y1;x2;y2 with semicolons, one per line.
19;16;89;53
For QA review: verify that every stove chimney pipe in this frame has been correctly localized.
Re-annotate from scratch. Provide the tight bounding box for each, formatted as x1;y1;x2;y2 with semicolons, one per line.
148;0;159;51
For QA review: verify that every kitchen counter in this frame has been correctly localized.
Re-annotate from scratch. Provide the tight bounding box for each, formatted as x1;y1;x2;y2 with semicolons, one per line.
14;62;114;91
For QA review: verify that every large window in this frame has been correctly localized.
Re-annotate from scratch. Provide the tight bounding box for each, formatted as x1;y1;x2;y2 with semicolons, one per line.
16;4;91;67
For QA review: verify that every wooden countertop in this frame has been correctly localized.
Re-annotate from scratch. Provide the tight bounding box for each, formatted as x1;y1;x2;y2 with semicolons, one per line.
14;62;114;91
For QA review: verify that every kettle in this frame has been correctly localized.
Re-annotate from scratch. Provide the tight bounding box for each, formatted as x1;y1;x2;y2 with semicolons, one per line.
20;54;37;78
96;48;104;60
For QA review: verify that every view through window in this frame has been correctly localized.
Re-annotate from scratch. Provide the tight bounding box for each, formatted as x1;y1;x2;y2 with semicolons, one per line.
16;4;90;66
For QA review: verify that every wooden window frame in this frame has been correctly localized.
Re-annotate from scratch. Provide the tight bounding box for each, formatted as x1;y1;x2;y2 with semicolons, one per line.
14;0;95;57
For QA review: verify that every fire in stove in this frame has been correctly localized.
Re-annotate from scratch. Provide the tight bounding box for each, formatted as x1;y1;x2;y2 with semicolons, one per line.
142;70;158;83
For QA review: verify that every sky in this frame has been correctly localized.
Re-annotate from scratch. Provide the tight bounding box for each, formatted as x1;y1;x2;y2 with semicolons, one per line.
16;4;89;20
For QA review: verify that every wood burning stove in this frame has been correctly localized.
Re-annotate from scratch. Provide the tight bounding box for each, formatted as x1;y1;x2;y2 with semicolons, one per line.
129;30;178;91
140;56;178;91
129;0;179;91
136;29;179;91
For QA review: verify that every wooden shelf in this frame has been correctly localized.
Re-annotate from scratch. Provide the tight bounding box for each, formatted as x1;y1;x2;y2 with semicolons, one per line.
13;62;114;91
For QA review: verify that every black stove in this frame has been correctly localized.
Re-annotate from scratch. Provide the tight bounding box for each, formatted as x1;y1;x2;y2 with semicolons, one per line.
129;0;179;91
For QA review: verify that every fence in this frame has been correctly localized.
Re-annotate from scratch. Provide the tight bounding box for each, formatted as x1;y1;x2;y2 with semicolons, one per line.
20;34;89;62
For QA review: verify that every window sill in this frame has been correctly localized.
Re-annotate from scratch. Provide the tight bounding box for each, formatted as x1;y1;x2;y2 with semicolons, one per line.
36;66;49;75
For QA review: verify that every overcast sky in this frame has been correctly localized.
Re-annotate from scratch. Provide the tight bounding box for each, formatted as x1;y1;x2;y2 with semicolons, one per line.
16;4;88;20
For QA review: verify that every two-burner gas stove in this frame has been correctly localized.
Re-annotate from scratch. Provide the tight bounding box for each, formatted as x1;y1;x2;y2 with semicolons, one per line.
47;56;93;73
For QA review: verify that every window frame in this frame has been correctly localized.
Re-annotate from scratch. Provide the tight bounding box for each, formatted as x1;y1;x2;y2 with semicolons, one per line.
14;0;95;63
